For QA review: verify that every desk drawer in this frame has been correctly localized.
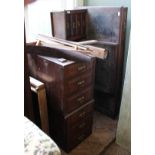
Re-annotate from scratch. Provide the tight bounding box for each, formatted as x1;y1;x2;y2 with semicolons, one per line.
67;124;92;151
64;72;93;95
67;115;92;135
65;86;93;113
66;100;93;125
66;114;92;151
64;62;92;79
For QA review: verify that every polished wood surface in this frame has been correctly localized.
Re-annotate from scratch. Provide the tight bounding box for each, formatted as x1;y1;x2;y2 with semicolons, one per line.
27;45;95;152
83;7;127;118
24;26;34;122
51;9;87;41
50;7;127;118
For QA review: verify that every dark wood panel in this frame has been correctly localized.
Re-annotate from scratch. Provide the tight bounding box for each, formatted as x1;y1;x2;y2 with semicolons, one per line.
65;86;93;113
64;72;93;96
86;7;121;42
49;101;93;153
81;12;86;37
50;9;87;41
76;13;81;36
66;13;71;38
70;13;76;37
64;61;93;79
24;51;34;122
94;90;117;118
27;45;95;152
83;6;127;118
67;124;92;151
66;101;93;125
51;12;66;39
87;42;118;94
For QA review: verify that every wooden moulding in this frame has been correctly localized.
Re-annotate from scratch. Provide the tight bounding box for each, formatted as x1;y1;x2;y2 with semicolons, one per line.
30;76;49;135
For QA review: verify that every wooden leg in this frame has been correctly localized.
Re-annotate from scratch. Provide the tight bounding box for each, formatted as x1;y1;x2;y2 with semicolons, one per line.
37;88;49;135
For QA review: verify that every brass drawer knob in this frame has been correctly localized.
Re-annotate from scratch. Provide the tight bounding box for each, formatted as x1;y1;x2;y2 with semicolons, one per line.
77;96;85;103
77;80;85;86
77;65;86;71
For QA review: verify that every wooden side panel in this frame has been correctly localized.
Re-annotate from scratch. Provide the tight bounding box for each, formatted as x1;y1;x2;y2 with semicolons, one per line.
27;45;95;152
24;51;34;122
86;7;121;42
81;12;86;37
51;9;87;41
95;44;118;94
115;7;128;96
84;7;128;118
28;54;64;112
51;12;66;39
86;42;118;95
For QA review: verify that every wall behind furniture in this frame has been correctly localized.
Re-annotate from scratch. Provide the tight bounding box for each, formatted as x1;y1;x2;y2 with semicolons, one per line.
84;0;131;80
25;0;63;42
116;36;131;151
24;0;78;42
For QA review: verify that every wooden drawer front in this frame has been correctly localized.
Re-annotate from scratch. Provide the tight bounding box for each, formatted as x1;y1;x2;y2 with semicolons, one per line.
67;124;92;151
65;72;93;95
65;86;93;113
64;62;92;79
67;101;93;125
67;115;92;135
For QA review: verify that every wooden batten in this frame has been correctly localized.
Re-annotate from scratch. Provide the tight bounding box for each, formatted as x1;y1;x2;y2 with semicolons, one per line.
36;34;108;60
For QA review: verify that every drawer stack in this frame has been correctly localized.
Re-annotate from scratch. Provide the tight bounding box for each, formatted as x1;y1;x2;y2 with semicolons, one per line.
28;53;95;152
51;9;87;41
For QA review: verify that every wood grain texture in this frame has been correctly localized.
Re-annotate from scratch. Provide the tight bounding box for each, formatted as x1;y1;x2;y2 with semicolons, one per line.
84;7;127;118
24;46;34;122
51;9;87;41
27;45;95;152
